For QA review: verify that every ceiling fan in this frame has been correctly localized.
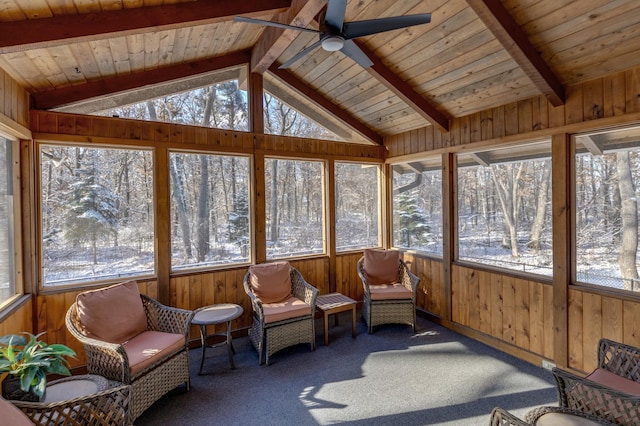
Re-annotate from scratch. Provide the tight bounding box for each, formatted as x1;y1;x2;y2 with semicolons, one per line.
234;0;431;69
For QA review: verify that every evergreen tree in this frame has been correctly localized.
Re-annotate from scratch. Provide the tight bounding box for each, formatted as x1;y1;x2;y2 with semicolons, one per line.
394;192;431;248
64;165;119;265
228;188;249;257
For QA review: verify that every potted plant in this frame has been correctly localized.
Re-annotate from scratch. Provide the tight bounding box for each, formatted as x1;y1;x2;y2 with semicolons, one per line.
0;332;76;402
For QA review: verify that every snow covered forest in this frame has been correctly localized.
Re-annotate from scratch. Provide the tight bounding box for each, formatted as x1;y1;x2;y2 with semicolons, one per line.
39;81;378;284
37;80;640;292
0;138;13;300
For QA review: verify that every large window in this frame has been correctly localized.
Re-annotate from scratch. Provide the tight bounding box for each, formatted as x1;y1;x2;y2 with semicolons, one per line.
392;159;443;255
335;162;380;251
575;126;640;291
170;152;251;269
457;142;552;276
265;158;325;259
40;145;154;286
0;137;15;304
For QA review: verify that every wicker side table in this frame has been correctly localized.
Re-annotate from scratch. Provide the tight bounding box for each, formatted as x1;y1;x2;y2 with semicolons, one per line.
12;375;131;426
192;303;244;374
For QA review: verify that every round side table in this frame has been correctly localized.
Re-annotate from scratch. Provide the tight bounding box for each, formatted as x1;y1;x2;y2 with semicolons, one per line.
192;303;243;374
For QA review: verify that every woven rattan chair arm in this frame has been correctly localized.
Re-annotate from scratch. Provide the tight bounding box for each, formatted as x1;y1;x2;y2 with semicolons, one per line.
291;268;319;308
399;259;420;296
525;406;616;425
141;294;194;336
243;271;264;318
65;305;131;382
14;383;132;426
597;338;640;381
489;407;528;426
552;366;640;424
356;257;372;296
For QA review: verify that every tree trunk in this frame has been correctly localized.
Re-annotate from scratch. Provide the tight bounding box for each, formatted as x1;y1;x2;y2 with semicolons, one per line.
269;159;279;243
196;155;210;262
170;155;193;259
616;151;639;290
492;164;523;257
529;162;551;251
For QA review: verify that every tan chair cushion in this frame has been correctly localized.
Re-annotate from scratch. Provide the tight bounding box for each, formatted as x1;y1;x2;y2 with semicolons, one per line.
263;297;312;324
586;367;640;395
123;330;186;377
535;412;603;425
363;249;399;285
249;261;292;304
75;280;148;344
0;398;34;425
369;283;413;300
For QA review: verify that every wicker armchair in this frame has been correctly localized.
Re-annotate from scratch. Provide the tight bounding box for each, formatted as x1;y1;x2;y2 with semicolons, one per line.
12;376;132;426
243;262;318;365
489;406;615;425
553;366;640;424
66;282;193;420
357;253;420;333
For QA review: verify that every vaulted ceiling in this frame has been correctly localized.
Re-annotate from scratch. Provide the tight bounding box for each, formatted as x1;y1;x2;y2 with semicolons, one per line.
2;0;640;145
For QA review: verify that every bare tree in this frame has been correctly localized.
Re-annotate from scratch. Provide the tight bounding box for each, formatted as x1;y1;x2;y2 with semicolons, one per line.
529;162;551;251
616;151;639;290
492;163;524;257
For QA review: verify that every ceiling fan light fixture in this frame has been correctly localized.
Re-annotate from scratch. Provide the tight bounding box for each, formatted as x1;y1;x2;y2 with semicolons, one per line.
321;36;344;51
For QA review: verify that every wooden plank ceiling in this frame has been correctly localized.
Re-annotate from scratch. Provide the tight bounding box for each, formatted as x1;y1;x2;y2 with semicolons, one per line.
2;0;640;144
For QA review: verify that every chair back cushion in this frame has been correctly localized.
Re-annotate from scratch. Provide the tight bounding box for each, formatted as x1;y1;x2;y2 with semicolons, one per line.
363;249;399;285
249;261;292;303
585;368;640;396
75;280;148;344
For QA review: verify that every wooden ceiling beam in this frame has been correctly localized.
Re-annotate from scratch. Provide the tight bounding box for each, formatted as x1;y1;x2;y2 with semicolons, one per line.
467;0;565;106
355;41;450;133
33;51;251;110
269;66;384;145
0;0;290;53
250;0;326;74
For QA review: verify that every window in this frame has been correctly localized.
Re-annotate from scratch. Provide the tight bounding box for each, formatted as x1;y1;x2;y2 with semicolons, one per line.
95;78;249;131
40;145;154;286
0;137;16;304
575;126;640;291
170;152;251;269
265;158;325;259
335;162;380;251
457;141;552;276
392;159;443;255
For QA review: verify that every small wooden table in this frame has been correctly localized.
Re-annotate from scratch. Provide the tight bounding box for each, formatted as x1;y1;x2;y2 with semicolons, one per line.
316;292;357;345
192;303;243;374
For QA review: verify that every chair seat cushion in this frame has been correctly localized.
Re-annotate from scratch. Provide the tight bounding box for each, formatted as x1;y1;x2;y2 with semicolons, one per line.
263;296;312;324
369;283;413;300
122;330;186;377
535;412;603;425
249;261;292;304
75;280;148;344
586;367;640;396
363;249;399;285
0;398;34;425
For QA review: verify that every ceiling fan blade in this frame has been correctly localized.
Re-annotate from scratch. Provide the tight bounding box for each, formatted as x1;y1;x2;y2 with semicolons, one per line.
324;0;347;32
278;40;323;69
343;14;432;39
340;39;373;68
234;16;320;34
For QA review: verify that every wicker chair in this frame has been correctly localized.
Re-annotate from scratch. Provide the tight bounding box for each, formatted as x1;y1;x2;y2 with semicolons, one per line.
12;376;132;426
243;262;318;365
489;406;616;425
553;366;640;424
66;282;193;420
357;254;420;333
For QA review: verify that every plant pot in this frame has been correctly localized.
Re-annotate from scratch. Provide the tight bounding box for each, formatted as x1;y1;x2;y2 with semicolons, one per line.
1;376;42;402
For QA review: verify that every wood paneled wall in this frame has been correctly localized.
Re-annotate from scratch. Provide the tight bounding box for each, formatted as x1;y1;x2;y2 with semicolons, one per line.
386;64;640;373
386;68;640;157
0;67;30;131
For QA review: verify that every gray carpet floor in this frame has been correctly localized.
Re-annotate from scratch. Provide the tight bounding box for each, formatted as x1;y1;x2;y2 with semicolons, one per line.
135;314;557;425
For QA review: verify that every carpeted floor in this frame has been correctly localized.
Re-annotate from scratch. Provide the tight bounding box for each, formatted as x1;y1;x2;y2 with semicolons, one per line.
134;314;557;425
